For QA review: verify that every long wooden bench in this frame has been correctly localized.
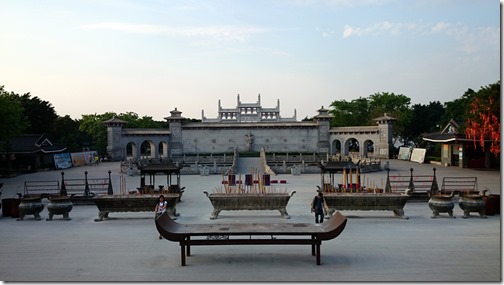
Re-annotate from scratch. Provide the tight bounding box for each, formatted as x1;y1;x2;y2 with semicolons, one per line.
155;211;347;266
63;178;110;197
385;168;438;201
440;177;479;196
23;180;60;198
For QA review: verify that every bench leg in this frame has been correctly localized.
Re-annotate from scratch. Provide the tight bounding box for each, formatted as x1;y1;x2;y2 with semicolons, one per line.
316;243;321;265
311;236;315;256
187;236;191;256
181;244;186;266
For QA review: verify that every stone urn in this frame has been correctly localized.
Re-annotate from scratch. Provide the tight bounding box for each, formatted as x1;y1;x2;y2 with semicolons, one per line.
458;190;487;219
47;196;73;221
17;197;44;221
428;191;455;218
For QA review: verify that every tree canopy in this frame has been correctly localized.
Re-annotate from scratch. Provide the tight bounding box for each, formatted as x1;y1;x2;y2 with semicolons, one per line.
329;92;413;145
464;81;500;156
0;86;29;142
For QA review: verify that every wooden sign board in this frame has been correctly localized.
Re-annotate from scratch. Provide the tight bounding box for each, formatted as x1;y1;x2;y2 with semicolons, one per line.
410;148;426;164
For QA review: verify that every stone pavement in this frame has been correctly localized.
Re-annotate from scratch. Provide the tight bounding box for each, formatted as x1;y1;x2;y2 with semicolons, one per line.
0;159;500;282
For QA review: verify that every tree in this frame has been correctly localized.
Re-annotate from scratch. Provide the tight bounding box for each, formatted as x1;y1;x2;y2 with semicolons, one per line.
368;92;413;145
117;112;163;128
465;81;500;156
442;88;474;128
0;86;29;141
78;112;166;156
79;113;116;155
51;115;86;152
406;101;445;142
329;92;414;146
329;97;371;127
17;92;58;135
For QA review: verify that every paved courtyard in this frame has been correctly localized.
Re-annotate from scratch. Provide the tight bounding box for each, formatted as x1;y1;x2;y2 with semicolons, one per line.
0;159;501;282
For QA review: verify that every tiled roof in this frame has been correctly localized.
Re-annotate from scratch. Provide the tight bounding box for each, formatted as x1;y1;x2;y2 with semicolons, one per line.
0;134;67;153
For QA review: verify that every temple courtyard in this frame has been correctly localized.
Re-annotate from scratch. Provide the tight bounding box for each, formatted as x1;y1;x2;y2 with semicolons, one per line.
0;159;500;282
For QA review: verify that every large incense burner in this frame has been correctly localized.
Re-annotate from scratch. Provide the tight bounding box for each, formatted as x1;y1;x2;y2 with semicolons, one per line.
203;191;295;219
317;160;412;219
91;161;184;222
458;189;487;219
322;190;412;219
93;194;179;221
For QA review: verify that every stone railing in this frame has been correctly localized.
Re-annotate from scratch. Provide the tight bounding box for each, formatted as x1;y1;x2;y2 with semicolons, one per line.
260;148;276;175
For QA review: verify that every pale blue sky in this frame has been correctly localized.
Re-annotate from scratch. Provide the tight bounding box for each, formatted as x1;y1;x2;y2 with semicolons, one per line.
0;0;500;121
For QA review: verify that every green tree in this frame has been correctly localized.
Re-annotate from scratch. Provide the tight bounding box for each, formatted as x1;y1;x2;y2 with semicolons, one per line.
0;86;29;141
368;92;413;145
52;115;86;152
78;112;166;156
406;101;445;142
17;92;58;135
442;88;475;127
79;113;116;155
117;112;163;128
329;97;370;127
330;92;414;145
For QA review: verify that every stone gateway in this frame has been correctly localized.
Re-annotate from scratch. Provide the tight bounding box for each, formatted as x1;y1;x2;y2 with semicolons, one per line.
104;95;395;162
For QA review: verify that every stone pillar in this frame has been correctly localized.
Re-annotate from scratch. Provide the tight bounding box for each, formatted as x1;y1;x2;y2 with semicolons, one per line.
373;113;397;159
314;106;332;154
165;108;185;160
103;117;127;161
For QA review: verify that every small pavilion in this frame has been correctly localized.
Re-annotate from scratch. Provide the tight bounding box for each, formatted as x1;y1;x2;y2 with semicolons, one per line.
318;160;359;192
138;162;183;192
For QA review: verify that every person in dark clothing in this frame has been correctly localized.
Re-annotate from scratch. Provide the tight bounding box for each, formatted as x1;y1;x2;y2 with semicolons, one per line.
311;192;326;223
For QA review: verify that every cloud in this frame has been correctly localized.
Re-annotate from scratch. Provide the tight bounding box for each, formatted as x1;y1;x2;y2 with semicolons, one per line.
342;21;417;38
431;21;450;32
342;20;499;54
81;22;269;42
432;22;499;53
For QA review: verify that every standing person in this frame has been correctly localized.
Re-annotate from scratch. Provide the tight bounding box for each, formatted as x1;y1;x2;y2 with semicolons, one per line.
155;195;168;239
311;192;326;223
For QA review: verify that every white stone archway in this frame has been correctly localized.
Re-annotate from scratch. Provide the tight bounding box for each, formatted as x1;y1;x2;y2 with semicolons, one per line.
363;139;375;158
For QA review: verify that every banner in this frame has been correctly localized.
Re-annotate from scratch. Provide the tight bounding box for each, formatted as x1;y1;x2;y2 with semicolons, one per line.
71;151;97;166
410;148;426;164
53;153;72;169
398;147;412;161
71;153;87;166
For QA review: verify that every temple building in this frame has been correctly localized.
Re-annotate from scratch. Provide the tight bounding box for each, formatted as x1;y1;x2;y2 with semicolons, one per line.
104;95;395;162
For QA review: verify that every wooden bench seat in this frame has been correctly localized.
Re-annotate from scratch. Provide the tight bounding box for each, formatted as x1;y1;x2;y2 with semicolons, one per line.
155;211;347;266
64;178;110;197
23;180;60;198
441;177;479;196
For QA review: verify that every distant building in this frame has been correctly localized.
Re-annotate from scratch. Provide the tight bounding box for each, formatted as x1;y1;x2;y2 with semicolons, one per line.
0;134;67;174
104;95;395;161
422;119;499;168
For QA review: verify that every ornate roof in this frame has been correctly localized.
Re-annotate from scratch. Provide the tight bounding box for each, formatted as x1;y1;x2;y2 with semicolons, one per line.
318;160;357;173
0;134;67;154
138;161;183;175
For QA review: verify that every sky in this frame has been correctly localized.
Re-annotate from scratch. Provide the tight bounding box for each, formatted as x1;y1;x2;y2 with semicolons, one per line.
0;0;500;121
